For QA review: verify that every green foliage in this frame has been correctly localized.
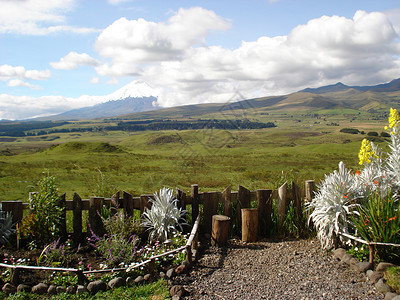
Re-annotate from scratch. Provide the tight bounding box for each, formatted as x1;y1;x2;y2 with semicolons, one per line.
0;279;169;299
21;171;64;247
367;131;379;137
89;209;142;268
347;243;369;262
37;238;69;267
49;273;78;287
384;266;400;294
350;192;400;262
0;212;15;245
340;128;360;134
94;233;141;268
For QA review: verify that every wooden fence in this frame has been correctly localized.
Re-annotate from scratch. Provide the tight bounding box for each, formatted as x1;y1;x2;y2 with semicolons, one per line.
0;180;316;242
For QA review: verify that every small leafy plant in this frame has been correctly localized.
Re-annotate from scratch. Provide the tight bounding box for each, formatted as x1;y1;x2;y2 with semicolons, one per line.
141;187;186;243
0;212;15;245
89;209;142;268
21;171;64;247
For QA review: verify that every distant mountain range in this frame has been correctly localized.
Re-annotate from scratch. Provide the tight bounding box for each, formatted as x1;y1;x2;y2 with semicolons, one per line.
35;78;400;121
301;78;400;94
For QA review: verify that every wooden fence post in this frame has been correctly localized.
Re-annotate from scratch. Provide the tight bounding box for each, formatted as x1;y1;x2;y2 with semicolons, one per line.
211;215;230;246
305;180;315;203
236;185;250;232
88;197;104;237
241;208;258;242
257;189;272;237
111;191;120;215
292;182;302;221
222;185;232;218
72;193;82;244
277;182;288;232
191;184;199;227
123;191;133;217
203;192;219;235
1;201;23;225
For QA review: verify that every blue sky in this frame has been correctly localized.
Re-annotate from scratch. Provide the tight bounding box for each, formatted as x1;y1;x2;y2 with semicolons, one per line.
1;0;400;120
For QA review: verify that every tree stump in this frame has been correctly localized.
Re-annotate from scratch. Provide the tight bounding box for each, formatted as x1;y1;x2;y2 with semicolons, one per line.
241;209;258;243
211;215;231;246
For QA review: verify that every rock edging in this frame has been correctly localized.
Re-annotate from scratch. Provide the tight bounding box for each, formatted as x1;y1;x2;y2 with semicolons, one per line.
333;248;399;300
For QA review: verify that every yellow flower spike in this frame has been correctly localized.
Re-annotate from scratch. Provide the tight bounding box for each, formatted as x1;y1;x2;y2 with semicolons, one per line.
387;108;400;131
358;139;378;165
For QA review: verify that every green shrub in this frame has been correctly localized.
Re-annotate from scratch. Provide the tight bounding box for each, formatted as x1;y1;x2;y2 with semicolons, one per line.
367;131;379;136
19;171;64;248
340;128;360;134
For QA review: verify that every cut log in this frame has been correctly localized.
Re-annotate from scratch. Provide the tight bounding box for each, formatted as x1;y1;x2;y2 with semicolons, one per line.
211;215;231;246
241;209;258;243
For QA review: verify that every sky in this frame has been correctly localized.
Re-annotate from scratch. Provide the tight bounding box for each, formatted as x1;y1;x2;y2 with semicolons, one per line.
1;0;400;120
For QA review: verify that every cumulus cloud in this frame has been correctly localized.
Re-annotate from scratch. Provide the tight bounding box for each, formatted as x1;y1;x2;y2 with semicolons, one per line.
7;79;42;90
0;0;98;35
95;7;231;64
91;9;400;109
50;52;100;70
0;64;50;81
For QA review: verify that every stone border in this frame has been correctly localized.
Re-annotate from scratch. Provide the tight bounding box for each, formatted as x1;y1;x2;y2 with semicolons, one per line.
333;248;400;300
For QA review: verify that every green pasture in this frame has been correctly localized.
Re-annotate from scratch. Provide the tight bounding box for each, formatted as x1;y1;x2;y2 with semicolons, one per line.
0;113;382;202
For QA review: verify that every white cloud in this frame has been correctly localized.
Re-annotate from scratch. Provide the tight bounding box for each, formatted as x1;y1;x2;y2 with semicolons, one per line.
90;77;100;84
50;52;100;70
0;93;108;120
0;0;98;35
7;79;42;90
0;64;50;81
107;0;133;5
95;7;231;65
106;78;119;85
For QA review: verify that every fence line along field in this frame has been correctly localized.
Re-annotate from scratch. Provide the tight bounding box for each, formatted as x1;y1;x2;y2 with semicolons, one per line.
1;181;315;243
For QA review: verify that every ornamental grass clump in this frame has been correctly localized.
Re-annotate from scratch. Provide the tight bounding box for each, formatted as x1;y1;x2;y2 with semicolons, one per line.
141;187;186;243
308;108;400;257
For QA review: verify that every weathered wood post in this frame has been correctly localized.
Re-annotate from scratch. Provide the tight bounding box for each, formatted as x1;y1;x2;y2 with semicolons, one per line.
257;189;273;237
241;208;258;242
277;182;288;233
222;185;232;218
292;182;302;222
211;215;231;246
305;180;315;203
1;201;23;225
123;191;134;217
191;184;199;227
72;193;82;244
203;192;219;235
88;197;105;237
236;185;251;233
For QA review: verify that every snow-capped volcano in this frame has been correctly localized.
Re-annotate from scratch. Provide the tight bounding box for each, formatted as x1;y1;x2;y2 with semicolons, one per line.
107;80;160;101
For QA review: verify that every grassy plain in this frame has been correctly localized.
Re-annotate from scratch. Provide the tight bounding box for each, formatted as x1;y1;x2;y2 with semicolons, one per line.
0;109;389;202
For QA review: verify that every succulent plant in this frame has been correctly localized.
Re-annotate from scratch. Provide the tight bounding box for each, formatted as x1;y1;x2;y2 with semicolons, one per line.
141;187;186;243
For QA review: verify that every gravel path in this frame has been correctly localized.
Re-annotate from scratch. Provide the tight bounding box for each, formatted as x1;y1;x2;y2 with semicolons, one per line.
174;238;383;299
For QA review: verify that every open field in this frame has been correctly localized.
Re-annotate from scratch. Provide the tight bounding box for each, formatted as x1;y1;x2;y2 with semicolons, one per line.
0;109;390;202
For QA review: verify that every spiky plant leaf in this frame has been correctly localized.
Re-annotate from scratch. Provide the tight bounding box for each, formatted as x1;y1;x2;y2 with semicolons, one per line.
141;187;186;243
